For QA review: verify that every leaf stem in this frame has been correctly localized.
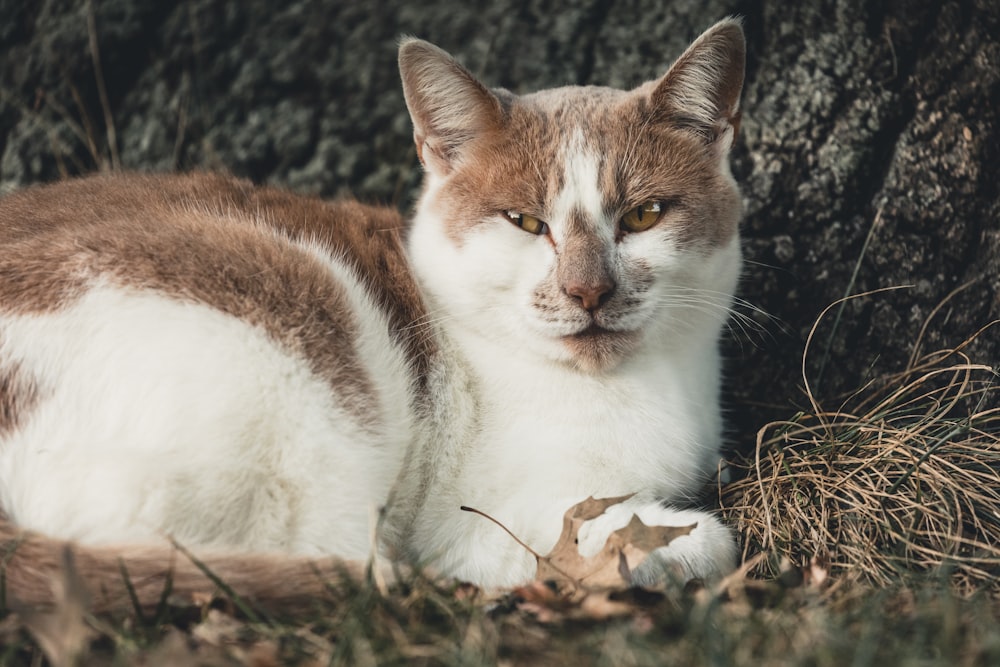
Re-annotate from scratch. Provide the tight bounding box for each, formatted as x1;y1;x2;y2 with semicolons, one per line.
460;506;543;559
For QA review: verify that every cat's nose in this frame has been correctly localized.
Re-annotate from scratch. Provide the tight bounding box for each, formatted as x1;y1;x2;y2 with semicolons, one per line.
564;279;615;312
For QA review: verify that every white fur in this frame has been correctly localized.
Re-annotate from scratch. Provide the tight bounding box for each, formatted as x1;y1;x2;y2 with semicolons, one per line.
1;186;738;589
0;273;414;559
550;132;608;243
1;24;744;590
400;328;736;586
403;128;740;586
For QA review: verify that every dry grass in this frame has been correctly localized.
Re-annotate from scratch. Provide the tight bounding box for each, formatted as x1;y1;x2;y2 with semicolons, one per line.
721;313;1000;595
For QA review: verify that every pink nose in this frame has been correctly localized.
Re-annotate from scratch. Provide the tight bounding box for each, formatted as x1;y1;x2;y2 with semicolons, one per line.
564;279;615;312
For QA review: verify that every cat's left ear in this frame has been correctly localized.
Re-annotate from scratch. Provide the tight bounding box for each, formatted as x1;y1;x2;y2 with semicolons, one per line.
398;38;503;175
650;18;746;154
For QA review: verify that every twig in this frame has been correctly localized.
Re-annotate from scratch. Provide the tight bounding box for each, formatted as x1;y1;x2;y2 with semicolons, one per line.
815;206;884;391
171;71;190;170
65;76;101;165
459;506;542;560
802;285;913;422
886;423;972;495
907;280;979;370
460;505;584;586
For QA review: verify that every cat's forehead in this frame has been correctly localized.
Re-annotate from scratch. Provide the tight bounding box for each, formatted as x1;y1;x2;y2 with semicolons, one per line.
517;85;630;112
470;84;707;203
506;85;635;135
444;82;736;246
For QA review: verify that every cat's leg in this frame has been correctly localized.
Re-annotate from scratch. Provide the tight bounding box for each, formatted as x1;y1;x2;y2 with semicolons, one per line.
575;499;737;585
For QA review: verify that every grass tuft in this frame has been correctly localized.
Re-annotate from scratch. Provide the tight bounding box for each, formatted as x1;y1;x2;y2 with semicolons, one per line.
721;322;1000;595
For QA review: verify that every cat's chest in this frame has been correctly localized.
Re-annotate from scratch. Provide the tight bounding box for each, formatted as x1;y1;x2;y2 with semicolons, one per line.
453;345;719;501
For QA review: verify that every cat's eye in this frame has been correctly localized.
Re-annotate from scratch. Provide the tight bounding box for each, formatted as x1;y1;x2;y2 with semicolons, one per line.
620;201;666;233
505;211;549;236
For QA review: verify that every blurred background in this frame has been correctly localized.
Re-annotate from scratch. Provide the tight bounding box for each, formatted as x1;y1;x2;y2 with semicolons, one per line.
1;0;997;453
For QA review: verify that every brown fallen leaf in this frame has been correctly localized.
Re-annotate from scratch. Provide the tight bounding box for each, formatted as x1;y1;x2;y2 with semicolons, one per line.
806;553;830;590
577;590;635;620
463;495;695;595
610;513;698;583
539;496;694;592
191;608;245;646
512;583;634;622
476;493;700;624
535;494;635;589
510;581;572;623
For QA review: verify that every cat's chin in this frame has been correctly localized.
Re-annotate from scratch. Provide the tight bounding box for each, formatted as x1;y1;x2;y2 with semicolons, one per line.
560;325;641;372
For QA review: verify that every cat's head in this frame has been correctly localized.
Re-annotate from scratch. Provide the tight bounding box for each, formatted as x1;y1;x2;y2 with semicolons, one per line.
400;20;745;372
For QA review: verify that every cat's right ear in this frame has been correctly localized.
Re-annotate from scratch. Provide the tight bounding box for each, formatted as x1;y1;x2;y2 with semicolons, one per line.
398;38;503;175
649;18;746;155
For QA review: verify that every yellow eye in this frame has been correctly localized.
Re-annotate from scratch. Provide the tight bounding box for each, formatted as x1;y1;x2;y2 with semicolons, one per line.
505;211;549;236
620;200;665;233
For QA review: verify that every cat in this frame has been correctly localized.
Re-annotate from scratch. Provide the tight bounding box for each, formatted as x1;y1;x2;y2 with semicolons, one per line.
0;18;745;606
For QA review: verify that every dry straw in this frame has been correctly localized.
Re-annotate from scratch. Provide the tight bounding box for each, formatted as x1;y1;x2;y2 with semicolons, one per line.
721;293;999;595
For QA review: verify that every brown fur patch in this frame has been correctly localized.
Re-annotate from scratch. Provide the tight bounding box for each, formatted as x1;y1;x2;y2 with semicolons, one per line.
424;82;740;250
436;99;567;243
556;207;614;305
0;516;369;617
600;94;742;248
0;354;39;437
0;173;434;413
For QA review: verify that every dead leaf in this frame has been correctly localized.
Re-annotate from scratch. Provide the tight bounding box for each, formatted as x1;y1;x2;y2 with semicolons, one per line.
512;581;568;608
577;590;634;619
806;554;830;589
190;609;285;666
611;514;696;577
453;582;482;602
190;590;216;607
538;496;694;592
463;493;695;626
536;494;634;589
510;581;572;623
511;576;670;622
191;608;244;646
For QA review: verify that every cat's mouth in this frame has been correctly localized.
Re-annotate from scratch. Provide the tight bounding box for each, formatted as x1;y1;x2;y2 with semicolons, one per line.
561;323;641;370
568;323;610;338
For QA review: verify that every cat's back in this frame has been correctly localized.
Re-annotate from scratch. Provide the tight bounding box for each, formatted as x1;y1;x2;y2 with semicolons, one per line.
1;173;423;338
0;173;425;556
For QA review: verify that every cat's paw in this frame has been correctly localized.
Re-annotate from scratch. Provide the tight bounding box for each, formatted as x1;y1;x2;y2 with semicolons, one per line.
576;500;736;586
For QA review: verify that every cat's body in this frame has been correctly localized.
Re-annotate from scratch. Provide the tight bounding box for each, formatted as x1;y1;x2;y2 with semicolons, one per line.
0;19;745;593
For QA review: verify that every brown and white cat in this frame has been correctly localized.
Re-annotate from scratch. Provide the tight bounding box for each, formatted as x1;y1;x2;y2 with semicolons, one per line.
0;19;745;601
